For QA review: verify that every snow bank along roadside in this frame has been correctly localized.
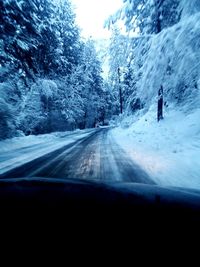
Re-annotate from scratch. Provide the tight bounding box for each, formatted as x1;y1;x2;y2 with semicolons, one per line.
110;7;200;190
111;107;200;190
0;129;95;175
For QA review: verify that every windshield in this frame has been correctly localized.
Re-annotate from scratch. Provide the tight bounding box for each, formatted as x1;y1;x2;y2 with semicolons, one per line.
0;0;200;191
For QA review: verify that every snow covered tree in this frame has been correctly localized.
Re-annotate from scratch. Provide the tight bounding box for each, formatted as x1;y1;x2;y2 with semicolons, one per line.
76;39;105;128
122;65;136;108
149;0;181;34
50;0;82;76
0;0;84;137
108;27;131;114
106;0;181;35
1;0;50;77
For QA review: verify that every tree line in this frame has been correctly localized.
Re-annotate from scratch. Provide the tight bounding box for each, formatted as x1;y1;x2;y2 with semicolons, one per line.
0;0;113;139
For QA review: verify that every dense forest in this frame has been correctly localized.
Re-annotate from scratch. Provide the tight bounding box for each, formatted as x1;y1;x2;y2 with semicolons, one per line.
0;0;116;139
1;0;200;140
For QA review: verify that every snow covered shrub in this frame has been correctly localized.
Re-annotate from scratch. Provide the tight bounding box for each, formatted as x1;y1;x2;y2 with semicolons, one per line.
0;81;19;139
0;98;14;139
18;79;58;135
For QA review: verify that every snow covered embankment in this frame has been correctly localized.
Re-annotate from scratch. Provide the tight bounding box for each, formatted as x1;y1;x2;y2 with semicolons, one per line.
111;107;200;190
111;6;200;190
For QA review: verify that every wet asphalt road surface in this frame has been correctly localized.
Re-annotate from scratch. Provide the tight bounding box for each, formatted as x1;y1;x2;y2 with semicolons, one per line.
0;128;154;184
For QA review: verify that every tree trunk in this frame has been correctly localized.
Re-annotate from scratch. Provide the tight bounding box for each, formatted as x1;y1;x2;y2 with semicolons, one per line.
155;0;163;33
118;67;123;114
157;85;164;122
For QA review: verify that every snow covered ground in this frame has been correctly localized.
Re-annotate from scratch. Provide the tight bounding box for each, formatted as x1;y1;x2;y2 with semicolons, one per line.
0;129;95;175
1;108;200;190
111;106;200;190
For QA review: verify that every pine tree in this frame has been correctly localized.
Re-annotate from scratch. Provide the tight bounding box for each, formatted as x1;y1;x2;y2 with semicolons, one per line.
78;39;104;128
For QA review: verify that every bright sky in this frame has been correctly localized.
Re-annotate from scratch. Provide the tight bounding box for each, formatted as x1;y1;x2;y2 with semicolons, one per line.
71;0;123;39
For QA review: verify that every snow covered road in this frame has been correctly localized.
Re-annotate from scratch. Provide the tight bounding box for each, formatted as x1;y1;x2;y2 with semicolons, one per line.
0;128;154;184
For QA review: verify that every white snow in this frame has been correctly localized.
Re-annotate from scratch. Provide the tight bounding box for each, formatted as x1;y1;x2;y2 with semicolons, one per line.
0;129;95;175
111;106;200;190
